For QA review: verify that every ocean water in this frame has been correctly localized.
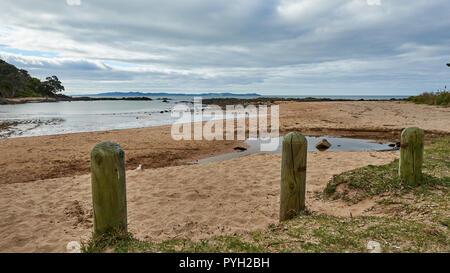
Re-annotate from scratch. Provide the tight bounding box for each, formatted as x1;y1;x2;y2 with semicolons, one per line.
0;95;408;138
0;97;186;138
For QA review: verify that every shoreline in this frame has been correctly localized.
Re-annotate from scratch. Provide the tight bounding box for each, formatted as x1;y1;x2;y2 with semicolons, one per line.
0;97;418;141
0;123;245;184
4;117;448;141
201;96;407;108
1;100;449;185
0;95;408;105
0;96;154;105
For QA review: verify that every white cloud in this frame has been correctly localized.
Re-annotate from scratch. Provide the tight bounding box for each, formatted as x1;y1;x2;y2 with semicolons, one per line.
367;0;381;6
66;0;81;6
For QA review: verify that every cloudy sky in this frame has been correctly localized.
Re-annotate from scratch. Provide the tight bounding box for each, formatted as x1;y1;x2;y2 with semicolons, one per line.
0;0;449;95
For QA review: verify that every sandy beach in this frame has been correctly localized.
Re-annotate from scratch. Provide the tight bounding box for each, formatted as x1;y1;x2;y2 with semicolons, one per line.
0;100;449;252
0;151;398;253
278;100;450;138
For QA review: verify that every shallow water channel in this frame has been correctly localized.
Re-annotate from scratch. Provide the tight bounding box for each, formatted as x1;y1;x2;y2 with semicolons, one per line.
196;136;396;164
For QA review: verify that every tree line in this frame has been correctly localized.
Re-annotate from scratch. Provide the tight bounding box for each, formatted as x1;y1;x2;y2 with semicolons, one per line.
0;59;64;98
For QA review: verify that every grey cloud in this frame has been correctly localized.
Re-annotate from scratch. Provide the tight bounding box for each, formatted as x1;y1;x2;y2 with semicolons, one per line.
0;0;449;95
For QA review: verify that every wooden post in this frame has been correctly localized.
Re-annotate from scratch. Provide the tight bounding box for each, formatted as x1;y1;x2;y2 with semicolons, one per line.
280;132;308;221
399;127;424;186
91;142;127;236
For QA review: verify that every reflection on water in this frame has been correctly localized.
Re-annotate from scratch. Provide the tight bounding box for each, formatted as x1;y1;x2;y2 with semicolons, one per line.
197;136;395;164
1;97;228;137
0;97;256;138
0;100;182;138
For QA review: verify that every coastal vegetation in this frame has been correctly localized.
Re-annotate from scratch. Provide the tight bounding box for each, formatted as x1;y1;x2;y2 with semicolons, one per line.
324;136;449;202
82;214;449;253
82;137;450;253
0;59;64;98
407;91;449;106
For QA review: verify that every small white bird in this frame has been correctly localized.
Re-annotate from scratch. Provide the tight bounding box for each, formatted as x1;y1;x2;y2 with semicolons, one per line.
136;164;142;171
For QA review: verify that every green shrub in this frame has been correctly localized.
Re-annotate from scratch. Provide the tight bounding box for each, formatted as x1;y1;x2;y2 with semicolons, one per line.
408;91;449;106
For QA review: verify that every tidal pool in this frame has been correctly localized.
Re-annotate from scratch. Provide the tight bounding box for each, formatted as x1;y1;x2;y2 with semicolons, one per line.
196;136;395;164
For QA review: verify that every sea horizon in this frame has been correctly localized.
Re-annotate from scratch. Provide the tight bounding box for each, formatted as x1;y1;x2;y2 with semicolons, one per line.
71;92;411;100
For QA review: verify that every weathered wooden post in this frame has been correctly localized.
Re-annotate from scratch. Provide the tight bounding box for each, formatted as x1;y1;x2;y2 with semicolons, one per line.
91;142;127;236
280;132;308;221
399;127;424;186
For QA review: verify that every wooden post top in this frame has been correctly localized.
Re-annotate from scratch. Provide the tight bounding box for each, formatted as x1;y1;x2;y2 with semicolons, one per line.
401;127;424;137
283;131;307;144
92;141;124;154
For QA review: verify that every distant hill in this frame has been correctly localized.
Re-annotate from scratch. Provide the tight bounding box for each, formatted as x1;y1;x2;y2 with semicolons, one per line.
0;59;64;98
77;91;261;97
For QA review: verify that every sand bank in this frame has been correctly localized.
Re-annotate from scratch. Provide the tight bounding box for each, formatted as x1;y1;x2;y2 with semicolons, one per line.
0;126;243;184
278;101;450;139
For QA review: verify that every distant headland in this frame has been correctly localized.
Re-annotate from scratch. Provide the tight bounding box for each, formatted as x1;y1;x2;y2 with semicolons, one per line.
75;92;262;97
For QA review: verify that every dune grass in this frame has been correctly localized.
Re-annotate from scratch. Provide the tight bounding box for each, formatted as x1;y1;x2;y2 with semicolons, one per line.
82;214;449;253
324;136;449;203
407;91;449;106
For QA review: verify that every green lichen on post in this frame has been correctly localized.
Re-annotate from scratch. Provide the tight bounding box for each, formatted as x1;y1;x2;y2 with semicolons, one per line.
91;142;127;236
280;132;308;221
399;127;424;186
